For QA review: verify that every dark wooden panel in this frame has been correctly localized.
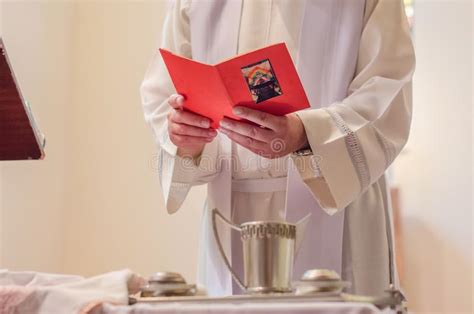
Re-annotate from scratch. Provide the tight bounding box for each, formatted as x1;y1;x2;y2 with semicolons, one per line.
0;39;44;160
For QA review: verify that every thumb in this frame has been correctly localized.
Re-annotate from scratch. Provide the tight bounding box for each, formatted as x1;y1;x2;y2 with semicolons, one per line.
168;94;185;109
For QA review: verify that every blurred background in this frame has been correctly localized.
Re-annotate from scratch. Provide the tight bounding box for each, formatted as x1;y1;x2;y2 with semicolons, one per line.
0;0;472;313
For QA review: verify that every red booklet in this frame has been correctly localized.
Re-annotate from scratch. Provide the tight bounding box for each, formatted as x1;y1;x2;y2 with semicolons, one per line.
160;43;310;129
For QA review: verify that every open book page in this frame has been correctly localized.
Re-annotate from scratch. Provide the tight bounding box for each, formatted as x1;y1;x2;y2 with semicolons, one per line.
160;43;310;129
160;49;232;129
216;43;309;117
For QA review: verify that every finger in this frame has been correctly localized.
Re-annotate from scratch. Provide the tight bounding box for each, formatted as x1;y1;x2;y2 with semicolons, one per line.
218;127;267;153
232;106;280;130
168;94;185;109
170;134;214;146
170;109;211;128
170;122;217;138
219;118;273;142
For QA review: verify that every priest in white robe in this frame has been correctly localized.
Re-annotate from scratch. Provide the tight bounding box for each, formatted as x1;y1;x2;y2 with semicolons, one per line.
141;0;415;297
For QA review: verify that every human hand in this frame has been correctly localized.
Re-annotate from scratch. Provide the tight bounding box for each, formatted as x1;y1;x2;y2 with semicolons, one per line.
167;94;217;158
218;106;308;159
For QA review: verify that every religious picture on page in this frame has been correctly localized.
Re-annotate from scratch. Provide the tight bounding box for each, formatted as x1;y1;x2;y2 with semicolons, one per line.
241;59;282;103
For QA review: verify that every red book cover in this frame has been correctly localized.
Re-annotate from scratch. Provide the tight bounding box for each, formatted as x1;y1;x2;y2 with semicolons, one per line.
160;43;310;129
0;38;45;161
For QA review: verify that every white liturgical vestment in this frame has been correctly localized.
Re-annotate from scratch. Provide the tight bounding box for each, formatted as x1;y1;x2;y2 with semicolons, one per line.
141;0;415;297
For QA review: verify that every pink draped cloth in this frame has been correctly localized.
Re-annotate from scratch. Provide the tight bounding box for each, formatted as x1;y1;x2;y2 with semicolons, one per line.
0;269;144;314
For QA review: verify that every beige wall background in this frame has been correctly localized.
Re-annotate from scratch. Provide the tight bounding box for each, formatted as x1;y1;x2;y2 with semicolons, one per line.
0;1;472;313
0;0;204;282
1;0;74;273
392;1;472;313
395;1;473;313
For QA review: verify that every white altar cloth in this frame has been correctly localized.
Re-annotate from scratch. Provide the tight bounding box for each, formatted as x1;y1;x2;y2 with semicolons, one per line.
99;301;393;314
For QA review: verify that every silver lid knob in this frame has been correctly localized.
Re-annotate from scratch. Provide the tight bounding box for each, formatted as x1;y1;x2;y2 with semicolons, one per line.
301;269;341;282
148;272;186;284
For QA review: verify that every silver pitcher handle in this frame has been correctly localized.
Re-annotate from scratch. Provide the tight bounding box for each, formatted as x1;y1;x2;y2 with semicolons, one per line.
211;208;246;291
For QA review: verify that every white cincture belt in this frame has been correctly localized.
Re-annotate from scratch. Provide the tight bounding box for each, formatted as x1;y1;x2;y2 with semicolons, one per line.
231;177;288;193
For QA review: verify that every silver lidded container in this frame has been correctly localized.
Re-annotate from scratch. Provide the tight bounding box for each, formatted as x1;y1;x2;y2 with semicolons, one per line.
141;272;196;297
295;269;350;295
